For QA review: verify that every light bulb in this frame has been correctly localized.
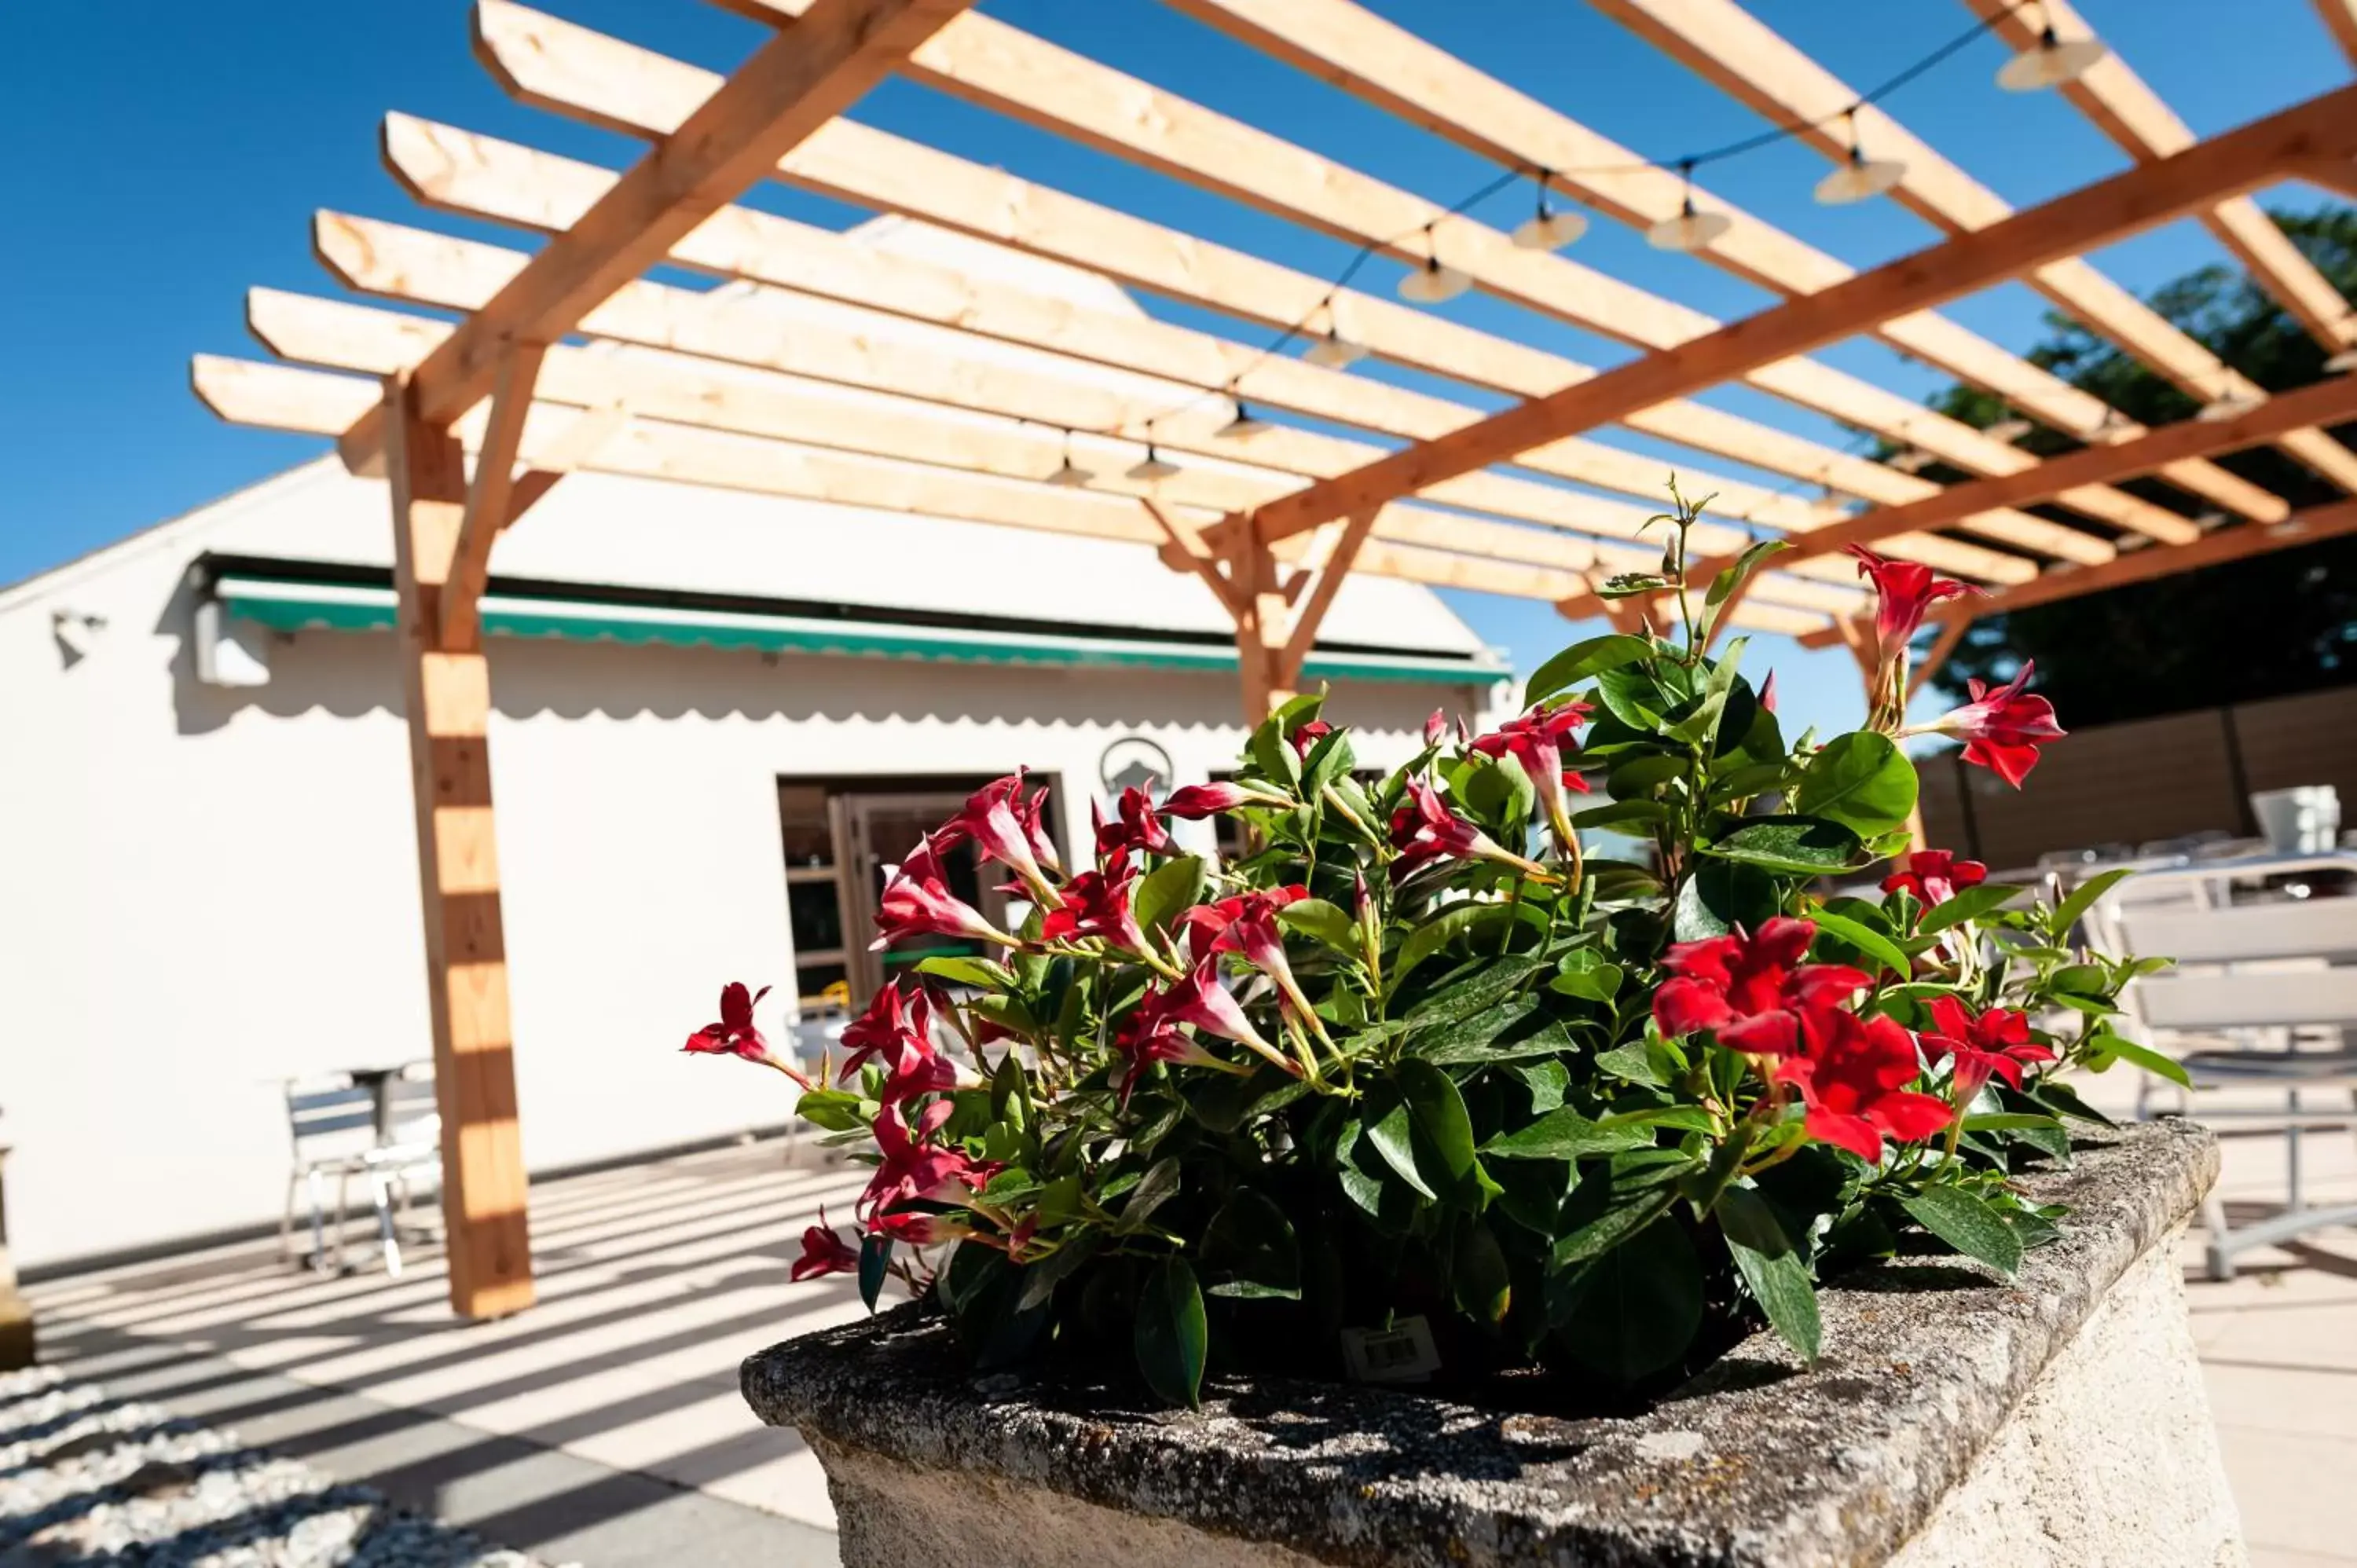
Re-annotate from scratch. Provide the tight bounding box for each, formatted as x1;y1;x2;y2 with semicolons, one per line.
1886;448;1935;474
1044;458;1094;488
1512;206;1588;251
1127;444;1180;481
1303;330;1366;369
1996;26;2107;92
1813;146;1906;206
2195;392;2262;423
1645;200;1731;252
1398;256;1472;303
1217;402;1273;438
1982;417;2034;443
2326;346;2357;374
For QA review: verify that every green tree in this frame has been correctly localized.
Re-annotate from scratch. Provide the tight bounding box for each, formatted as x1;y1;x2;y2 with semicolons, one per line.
1900;204;2357;727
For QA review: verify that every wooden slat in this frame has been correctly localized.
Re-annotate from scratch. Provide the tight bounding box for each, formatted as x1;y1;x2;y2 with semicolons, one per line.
1800;499;2357;646
193;354;1831;636
347;0;975;473
384;374;535;1322
372;115;1963;575
1162;0;2238;539
297;225;1904;590
1596;0;2357;497
2321;0;2357;64
444;343;546;652
1966;0;2357;355
464;4;2055;577
702;0;2150;553
1248;81;2357;541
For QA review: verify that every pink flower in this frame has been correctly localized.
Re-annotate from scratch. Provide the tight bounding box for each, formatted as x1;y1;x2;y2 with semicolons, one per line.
872;835;1016;951
1175;885;1307;962
1424;709;1448;746
1094;785;1174;860
1651;918;1870;1058
792;1209;860;1281
1846;545;1974;659
1039;864;1153;957
1468;701;1593;849
866;1207;964;1246
1109;1007;1228;1105
937;775;1062;906
1882;850;1988;909
1287;718;1334;760
1922;995;2055;1102
1161;779;1288;819
860;1098;993;1219
1387;778;1548;882
1760;669;1779;715
1919;664;2066;788
1156;956;1287;1067
1776;1008;1955;1163
684;983;812;1087
838;983;957;1104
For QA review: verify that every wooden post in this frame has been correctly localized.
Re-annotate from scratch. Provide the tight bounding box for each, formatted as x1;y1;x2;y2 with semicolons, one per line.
1230;523;1292;723
386;372;536;1321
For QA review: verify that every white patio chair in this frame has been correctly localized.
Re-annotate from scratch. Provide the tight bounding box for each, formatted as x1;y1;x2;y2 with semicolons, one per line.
2098;891;2357;1280
280;1064;441;1277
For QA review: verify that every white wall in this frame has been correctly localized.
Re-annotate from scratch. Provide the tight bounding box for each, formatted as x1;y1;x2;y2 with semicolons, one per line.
0;463;1501;1269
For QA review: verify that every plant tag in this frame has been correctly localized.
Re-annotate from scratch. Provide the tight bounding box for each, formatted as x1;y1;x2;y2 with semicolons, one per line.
1340;1316;1441;1383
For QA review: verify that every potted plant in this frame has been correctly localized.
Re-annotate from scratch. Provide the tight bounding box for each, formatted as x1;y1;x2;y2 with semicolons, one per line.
695;498;2227;1565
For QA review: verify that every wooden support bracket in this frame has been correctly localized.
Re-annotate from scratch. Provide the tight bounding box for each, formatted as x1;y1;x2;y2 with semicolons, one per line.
443;344;551;652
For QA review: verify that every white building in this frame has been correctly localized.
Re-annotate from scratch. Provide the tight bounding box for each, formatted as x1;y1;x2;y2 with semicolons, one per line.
1;438;1504;1271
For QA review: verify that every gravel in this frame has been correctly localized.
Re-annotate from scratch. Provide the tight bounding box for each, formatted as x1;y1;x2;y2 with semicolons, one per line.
0;1367;555;1568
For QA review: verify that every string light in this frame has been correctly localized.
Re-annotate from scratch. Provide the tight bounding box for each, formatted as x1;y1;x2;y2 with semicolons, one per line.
1813;110;1907;205
1886;447;1936;474
1397;226;1473;302
1217;396;1274;438
1996;7;2108;93
1044;428;1094;487
1127;426;1181;481
1511;171;1588;251
1647;163;1731;251
2326;346;2357;374
2195;391;2263;423
1303;328;1367;368
1982;415;2034;443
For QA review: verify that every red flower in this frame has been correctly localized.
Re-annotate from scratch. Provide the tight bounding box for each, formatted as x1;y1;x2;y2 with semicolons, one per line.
1760;669;1779;715
1174;885;1307;962
1387;779;1548;882
1161;780;1288;819
1109;1007;1227;1105
1287;717;1334;760
860;1098;993;1219
838;983;957;1104
1846;545;1974;658
866;1207;965;1246
791;1209;860;1282
684;983;811;1086
1423;709;1448;747
1039;864;1153;957
937;775;1061;906
872;835;1015;951
1922;663;2066;788
1882;849;1988;909
1156;956;1286;1068
1651;918;1869;1057
1468;701;1593;848
1922;995;2055;1102
1775;1008;1955;1162
1094;785;1173;860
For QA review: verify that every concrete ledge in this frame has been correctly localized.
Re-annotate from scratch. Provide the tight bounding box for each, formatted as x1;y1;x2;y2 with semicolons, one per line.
745;1120;2230;1568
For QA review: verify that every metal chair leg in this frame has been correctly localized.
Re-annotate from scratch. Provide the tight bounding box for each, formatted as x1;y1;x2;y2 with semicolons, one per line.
372;1172;402;1279
306;1167;331;1272
2202;1181;2235;1281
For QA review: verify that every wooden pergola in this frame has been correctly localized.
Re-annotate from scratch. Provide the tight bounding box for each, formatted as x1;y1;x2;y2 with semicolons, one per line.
192;0;2357;1318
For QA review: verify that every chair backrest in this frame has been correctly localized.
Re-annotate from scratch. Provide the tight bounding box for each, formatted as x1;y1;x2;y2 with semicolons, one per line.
2099;886;2357;1032
2118;898;2357;965
383;1061;442;1149
284;1074;376;1160
2132;966;2357;1031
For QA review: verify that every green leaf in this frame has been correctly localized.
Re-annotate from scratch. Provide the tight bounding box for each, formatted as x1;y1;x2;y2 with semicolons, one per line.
1605;754;1687;797
1133;1256;1208;1409
1600;1105;1716;1134
1962;1112;2066;1134
1593;667;1671;732
1716;1186;1821;1362
793;1086;867;1133
1900;1185;2024;1277
2051;867;2135;940
1277;897;1360;956
2088;1034;2193;1088
1594;1041;1667;1087
1453;1220;1514;1324
1667;639;1747;746
1916;882;2025;934
1483;1105;1652;1160
1805;908;1913;978
1409;995;1544;1065
1505;1057;1568;1113
1248;713;1302;789
1550;1217;1703;1381
1395;1057;1480;1191
1391;903;1490;992
1132;855;1206;943
858;1232;893;1313
1572;800;1670;830
1549;948;1625;1002
1013;1231;1102;1313
1673;859;1777;942
1794;733;1919;837
1362;1086;1436;1200
1115;1156;1183;1234
1702;816;1867;875
914;954;1014;988
1200;1189;1303;1300
1526;633;1654;702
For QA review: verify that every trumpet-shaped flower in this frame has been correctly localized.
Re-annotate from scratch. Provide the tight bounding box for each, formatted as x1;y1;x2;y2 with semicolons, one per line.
1776;1008;1955;1163
1922;995;2055;1101
1039;864;1153;958
873;836;1015;951
1094;785;1174;861
1651;918;1870;1058
791;1210;860;1281
1468;701;1593;849
1882;849;1988;909
1917;664;2066;788
1387;779;1549;882
1846;545;1974;659
939;775;1062;906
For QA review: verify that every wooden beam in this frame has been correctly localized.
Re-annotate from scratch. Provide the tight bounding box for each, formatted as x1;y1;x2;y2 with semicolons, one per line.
1139;499;1246;619
1965;0;2357;356
1600;0;2357;497
344;0;976;473
1799;499;2357;647
2319;0;2357;64
383;373;534;1322
251;283;1873;614
464;5;2070;573
2295;159;2357;203
1277;511;1380;684
1161;0;2252;537
1249;82;2357;542
444;344;548;652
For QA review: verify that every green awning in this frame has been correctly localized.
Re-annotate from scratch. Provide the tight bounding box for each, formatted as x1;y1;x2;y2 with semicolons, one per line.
213;573;1503;687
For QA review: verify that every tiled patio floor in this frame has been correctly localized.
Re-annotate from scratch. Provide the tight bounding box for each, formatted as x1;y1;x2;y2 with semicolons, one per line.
24;1102;2357;1566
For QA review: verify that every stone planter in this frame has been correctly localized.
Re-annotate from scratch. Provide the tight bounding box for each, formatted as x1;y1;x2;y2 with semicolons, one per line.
744;1121;2242;1568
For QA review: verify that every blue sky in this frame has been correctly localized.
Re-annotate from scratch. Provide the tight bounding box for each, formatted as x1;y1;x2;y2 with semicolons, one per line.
3;1;2347;737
